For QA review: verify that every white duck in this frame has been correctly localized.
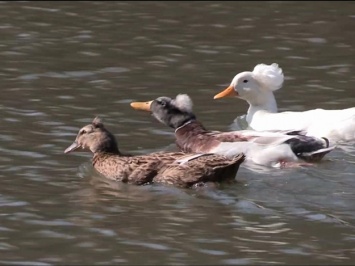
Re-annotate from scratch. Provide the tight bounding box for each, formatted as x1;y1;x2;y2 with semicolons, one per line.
213;63;355;145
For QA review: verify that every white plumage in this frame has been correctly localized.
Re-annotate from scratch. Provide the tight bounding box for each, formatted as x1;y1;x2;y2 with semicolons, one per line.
174;94;193;113
214;63;355;145
252;63;284;91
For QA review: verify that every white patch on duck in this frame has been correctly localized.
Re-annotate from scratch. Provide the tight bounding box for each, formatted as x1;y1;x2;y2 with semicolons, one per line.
207;128;335;167
209;141;298;168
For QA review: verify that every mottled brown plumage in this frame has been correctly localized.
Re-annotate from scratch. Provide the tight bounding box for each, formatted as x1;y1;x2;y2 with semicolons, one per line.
64;117;245;188
174;120;252;153
156;153;244;187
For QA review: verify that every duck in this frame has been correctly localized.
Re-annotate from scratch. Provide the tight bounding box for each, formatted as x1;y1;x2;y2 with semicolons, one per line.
213;63;355;145
130;94;335;168
64;117;245;188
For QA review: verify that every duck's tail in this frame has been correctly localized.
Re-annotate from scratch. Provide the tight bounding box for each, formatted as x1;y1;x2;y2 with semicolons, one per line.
286;136;335;162
297;146;335;162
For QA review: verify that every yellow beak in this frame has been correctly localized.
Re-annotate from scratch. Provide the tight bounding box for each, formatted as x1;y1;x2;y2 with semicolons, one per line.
130;101;153;112
213;85;238;99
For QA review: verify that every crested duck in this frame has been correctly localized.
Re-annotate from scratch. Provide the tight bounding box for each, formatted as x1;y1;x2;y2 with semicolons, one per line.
64;117;245;188
130;94;334;168
213;63;355;144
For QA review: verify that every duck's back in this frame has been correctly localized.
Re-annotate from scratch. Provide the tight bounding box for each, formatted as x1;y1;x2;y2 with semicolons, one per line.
93;152;185;184
249;107;355;142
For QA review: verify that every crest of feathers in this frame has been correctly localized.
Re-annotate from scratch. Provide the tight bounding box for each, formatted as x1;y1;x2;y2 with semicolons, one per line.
92;116;104;128
173;94;193;113
252;63;284;91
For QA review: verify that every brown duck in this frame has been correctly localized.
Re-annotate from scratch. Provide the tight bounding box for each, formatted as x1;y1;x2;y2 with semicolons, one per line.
64;117;245;188
130;94;334;168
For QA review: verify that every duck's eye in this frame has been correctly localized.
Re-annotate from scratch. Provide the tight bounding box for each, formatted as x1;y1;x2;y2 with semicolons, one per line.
157;100;166;107
80;130;86;135
243;80;248;83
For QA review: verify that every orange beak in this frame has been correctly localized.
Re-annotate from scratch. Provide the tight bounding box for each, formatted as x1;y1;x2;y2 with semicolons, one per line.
213;85;238;99
130;101;153;112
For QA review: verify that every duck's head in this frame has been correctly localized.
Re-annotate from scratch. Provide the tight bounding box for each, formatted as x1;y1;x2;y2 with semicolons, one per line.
130;94;196;129
213;63;284;105
64;117;120;154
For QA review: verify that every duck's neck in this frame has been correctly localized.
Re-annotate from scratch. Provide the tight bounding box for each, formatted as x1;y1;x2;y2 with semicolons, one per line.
94;139;122;155
92;149;122;166
91;132;123;165
174;120;196;133
246;91;278;124
175;120;211;153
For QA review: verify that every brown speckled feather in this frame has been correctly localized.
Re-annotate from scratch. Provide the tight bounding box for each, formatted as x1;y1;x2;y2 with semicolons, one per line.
92;152;185;184
155;153;245;188
175;121;249;153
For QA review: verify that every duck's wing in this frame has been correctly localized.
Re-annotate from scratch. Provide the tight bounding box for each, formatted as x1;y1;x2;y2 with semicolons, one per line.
155;153;245;188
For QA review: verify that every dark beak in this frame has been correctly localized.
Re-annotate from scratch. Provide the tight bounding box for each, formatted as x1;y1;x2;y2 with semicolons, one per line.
64;141;81;154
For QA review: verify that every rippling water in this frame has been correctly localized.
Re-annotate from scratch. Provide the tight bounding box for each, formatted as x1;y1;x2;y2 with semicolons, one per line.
0;1;355;265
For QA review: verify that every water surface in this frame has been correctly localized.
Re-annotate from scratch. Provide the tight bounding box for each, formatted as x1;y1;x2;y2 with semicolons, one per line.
0;1;355;265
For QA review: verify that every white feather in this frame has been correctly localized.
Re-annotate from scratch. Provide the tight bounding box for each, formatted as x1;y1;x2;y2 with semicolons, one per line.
252;63;284;91
174;94;193;113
